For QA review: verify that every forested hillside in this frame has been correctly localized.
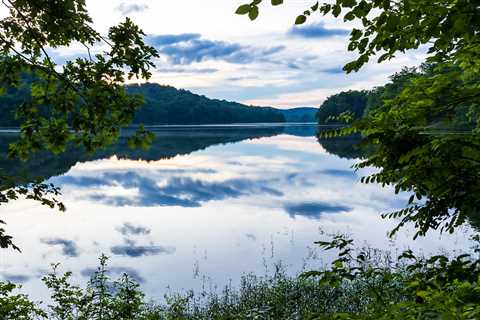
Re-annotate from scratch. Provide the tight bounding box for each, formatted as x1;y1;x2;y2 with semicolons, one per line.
315;68;421;125
280;107;317;122
316;66;475;131
127;83;285;124
0;82;286;126
316;90;369;124
0;75;33;127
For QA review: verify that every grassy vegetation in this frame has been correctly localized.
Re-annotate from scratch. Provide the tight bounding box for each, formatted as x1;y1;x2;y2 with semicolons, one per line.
0;260;395;320
2;235;479;319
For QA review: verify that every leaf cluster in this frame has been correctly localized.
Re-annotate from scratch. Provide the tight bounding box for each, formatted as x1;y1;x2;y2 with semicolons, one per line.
1;255;153;320
302;234;480;319
0;172;64;251
0;1;159;160
235;0;284;21
0;0;159;250
318;63;480;237
236;0;480;73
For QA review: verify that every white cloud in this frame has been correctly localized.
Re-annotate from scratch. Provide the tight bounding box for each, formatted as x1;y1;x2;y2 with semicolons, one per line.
46;1;428;107
116;2;149;16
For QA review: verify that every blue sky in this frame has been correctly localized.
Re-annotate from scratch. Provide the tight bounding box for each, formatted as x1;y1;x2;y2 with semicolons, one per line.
53;1;425;108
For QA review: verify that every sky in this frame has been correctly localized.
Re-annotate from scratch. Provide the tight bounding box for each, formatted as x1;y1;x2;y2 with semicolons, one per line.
57;1;425;109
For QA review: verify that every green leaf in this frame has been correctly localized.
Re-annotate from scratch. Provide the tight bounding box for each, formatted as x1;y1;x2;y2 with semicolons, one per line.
271;0;283;5
235;4;251;15
332;5;341;17
295;15;307;25
249;6;259;20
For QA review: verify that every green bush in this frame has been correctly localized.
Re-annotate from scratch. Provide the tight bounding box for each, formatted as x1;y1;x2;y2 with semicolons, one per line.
304;235;480;320
1;238;479;319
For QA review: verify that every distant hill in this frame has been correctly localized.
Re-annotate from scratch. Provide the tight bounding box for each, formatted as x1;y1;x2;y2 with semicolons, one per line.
279;107;318;122
0;82;286;126
128;83;285;125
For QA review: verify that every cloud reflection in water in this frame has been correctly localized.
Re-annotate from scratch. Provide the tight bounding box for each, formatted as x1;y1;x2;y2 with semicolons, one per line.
110;239;176;258
41;238;80;258
284;202;352;219
59;171;283;208
1;274;31;283
1;129;473;303
117;223;151;236
81;267;145;284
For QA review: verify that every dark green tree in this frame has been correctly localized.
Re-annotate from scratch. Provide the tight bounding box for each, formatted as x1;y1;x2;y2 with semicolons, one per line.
316;90;368;124
363;67;419;117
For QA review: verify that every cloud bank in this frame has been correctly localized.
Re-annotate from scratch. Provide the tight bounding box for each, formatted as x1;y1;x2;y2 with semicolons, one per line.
148;33;285;65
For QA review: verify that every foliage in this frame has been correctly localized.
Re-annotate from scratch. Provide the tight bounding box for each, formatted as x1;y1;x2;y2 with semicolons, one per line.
0;251;399;319
0;255;150;320
280;107;318;123
0;0;158;250
316;90;368;124
1;237;479;319
316;65;480;237
0;73;34;127
236;0;480;73
339;63;480;238
127;83;285;125
315;63;480;238
0;82;287;126
237;0;480;237
0;2;158;159
0;282;46;319
363;67;420;117
0;255;342;319
0;173;64;251
315;68;420;124
302;234;480;319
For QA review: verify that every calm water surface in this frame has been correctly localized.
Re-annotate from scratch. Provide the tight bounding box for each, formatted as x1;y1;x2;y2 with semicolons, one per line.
0;124;473;301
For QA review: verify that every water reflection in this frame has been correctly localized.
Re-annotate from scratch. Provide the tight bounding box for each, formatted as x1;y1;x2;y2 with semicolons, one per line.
317;134;365;159
81;267;145;284
117;223;151;236
0;125;286;185
319;169;357;179
0;124;474;302
285;202;352;219
58;172;283;208
40;238;80;258
2;273;31;283
110;239;176;258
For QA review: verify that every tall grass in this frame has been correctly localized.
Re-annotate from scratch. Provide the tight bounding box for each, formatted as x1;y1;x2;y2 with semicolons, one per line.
1;235;479;319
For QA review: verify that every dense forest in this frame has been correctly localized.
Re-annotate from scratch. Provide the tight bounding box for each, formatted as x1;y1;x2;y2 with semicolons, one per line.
0;82;287;126
316;65;475;132
316;90;369;124
280;107;317;122
127;83;286;124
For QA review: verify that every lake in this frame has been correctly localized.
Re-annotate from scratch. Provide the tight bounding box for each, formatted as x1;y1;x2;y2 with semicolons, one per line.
0;124;474;301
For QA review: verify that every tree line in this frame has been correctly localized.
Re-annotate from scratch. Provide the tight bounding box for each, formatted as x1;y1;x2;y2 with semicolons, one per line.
0;81;286;127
